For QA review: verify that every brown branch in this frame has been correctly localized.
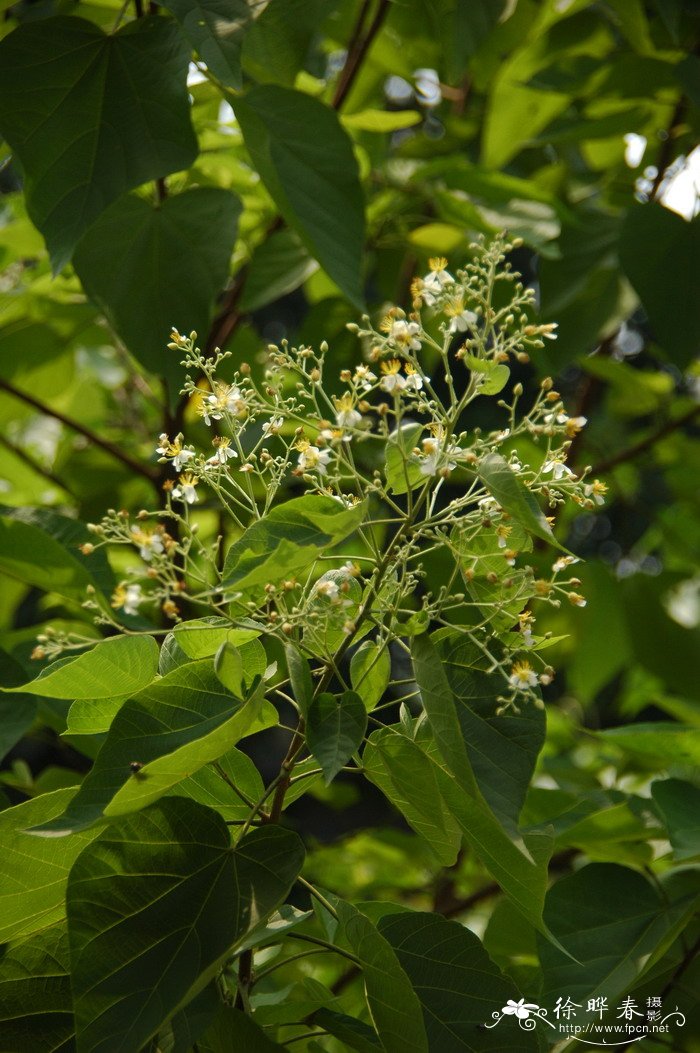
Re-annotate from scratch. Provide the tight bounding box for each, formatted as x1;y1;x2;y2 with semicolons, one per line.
0;377;159;488
332;0;391;110
0;433;78;499
588;405;699;476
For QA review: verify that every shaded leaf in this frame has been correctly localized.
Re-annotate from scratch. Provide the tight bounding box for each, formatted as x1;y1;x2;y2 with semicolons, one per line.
67;799;304;1053
200;1006;286;1051
285;643;314;718
652;779;700;860
479;453;561;547
163;0;252;89
242;0;323;86
74;189;240;389
236;86;365;306
307;691;367;784
350;639;391;712
385;423;424;496
0;924;74;1053
0;16;196;269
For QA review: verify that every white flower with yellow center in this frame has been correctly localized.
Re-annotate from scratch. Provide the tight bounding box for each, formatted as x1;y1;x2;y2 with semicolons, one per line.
389;319;422;352
130;525;165;561
584;479;607;505
316;579;340;600
172;472;199;504
334;392;362;430
353;365;377;390
403;364;425;391
296;440;331;475
380;358;407;393
542;457;574;481
421;256;454;305
200;382;246;426
508;661;538;691
552;555;580;574
207;437;238;465
262;415;284;436
444;296;477;333
156;433;195;472
111;582;142;617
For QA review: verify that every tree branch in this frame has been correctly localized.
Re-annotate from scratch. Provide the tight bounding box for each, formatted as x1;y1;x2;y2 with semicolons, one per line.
0;377;159;488
588;405;699;476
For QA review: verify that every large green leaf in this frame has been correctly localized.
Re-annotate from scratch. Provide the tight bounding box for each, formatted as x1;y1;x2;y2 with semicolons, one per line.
0;16;196;270
0;646;36;761
200;1006;286;1052
0;789;101;943
438;635;545;828
235;85;365;307
620;203;700;367
32;661;273;834
241;0;322;86
337;901;429;1053
163;0;252;89
221;494;366;594
239;228;319;312
379;911;537;1051
174;617;261;659
0;924;75;1053
652;779;700;860
538;863;700;1007
5;635;158;700
363;728;462;866
67;799;304;1053
350;640;391;713
478;454;560;547
0;508;112;603
169;746;264;823
412;634;552;930
306;690;367;784
73;189;240;387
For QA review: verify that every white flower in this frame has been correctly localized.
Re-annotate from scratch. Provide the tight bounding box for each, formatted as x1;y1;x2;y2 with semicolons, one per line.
544;411;569;426
316;579;340;600
111;582;142;617
297;443;332;475
156;433;195;472
552;555;580;573
478;496;499;515
130;525;164;561
353;365;376;390
200;382;246;425
542;457;574;481
421;256;453;305
403;364;426;391
334;393;362;430
502;998;540;1020
380;359;407;393
419;432;458;477
172;472;199;504
585;479;607;505
540;323;558;340
389;319;421;352
262;415;284;436
508;661;538;691
444;297;477;333
207;438;238;465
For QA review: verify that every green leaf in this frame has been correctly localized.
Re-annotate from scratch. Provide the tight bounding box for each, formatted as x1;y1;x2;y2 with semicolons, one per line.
285;643;314;718
242;0;323;86
235;85;365;307
303;570;364;658
67;799;304;1053
0;508;112;602
239;228;319;313
350;640;391;712
32;661;273;834
337;901;429;1053
652;779;700;860
5;635;158;700
170;746;264;823
438;636;545;828
363;728;462;866
214;638;267;698
342;109;423;133
597;723;700;766
0;16;196;270
313;1008;381;1052
538;863;700;1007
307;690;367;784
221;494;366;595
0;789;101;943
73;189;240;388
412;634;552;931
479;453;560;547
0;924;75;1053
174;617;261;659
463;355;510;395
163;0;252;89
156;983;221;1053
379;911;537;1052
385;423;425;495
0;647;36;761
200;1006;286;1052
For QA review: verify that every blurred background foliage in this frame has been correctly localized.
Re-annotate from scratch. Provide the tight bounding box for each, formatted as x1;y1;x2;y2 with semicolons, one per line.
0;0;699;1046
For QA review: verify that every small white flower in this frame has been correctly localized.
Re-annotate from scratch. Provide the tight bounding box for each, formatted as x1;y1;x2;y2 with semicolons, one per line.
201;383;246;426
444;296;477;333
380;359;407;394
316;579;340;600
130;525;164;561
207;438;238;465
262;415;284;436
478;496;499;515
544;411;569;426
297;443;332;475
421;256;453;305
542;457;574;481
334;393;362;430
389;319;421;352
403;364;426;391
156;433;195;472
353;365;377;390
552;555;580;573
508;661;538;691
112;582;142;617
172;472;199;504
585;479;608;505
